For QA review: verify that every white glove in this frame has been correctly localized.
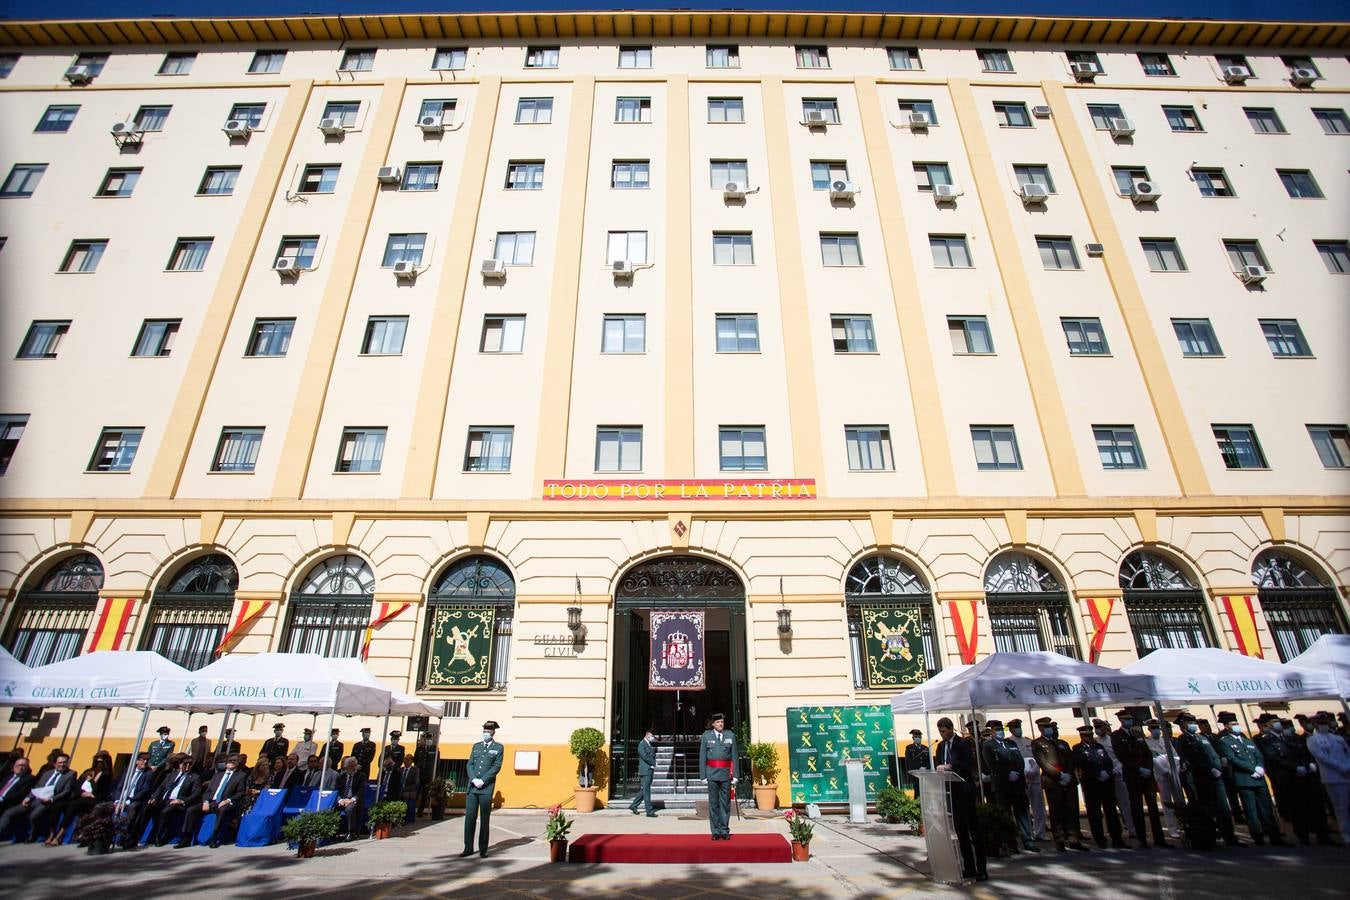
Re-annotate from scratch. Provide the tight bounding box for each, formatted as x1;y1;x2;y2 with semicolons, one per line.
731;777;737;785
1253;767;1265;778
981;774;991;782
1309;763;1318;773
1139;767;1153;778
472;778;484;788
1009;771;1020;782
1059;773;1071;785
1113;762;1123;775
1210;768;1221;779
1295;765;1307;776
1098;771;1110;782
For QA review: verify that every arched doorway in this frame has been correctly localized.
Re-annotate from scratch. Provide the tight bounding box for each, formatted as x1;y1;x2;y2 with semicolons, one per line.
3;552;103;665
609;555;746;799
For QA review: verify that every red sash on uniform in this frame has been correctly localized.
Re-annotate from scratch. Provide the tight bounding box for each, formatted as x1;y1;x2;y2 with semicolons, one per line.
707;759;732;769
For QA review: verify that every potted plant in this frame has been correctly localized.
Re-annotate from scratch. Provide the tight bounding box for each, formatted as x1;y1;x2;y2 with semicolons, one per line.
74;801;122;855
427;778;452;821
746;741;780;811
282;809;340;858
544;804;573;863
784;808;814;861
569;727;604;812
876;786;922;830
974;802;1019;858
367;800;407;840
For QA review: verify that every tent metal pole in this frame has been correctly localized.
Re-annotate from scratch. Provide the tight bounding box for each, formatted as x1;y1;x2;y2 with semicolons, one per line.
318;704;336;802
375;710;390;807
118;703;152;813
59;707;76;752
11;724;25;752
1154;702;1187;814
214;707;233;772
68;706;91;770
970;703;985;792
95;708;112;754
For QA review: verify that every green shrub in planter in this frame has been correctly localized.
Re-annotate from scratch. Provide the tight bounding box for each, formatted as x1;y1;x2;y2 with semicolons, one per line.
569;727;605;788
876;786;921;826
282;810;341;845
745;742;779;785
975;802;1019;857
368;800;408;828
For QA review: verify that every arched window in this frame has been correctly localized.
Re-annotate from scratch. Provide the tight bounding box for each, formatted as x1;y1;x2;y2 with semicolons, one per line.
140;554;237;670
1119;550;1214;656
281;555;374;658
1251;550;1345;661
982;552;1079;657
845;555;940;687
4;553;103;665
421;556;516;691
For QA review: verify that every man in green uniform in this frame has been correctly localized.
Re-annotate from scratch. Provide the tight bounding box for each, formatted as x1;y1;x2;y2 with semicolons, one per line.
322;728;344;770
699;712;738;840
981;719;1038;852
353;728;377;781
1216;714;1287;845
628;728;657;817
460;720;503;858
382;730;406;767
903;729;931;798
1110;709;1168;848
148;726;175;770
1175;711;1241;847
1032;716;1087;852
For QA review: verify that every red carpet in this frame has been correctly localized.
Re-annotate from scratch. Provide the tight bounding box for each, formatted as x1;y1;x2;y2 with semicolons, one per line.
567;833;792;863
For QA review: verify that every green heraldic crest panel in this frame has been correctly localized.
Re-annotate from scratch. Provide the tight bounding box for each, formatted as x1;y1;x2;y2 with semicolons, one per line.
426;606;495;689
860;605;929;689
788;705;896;804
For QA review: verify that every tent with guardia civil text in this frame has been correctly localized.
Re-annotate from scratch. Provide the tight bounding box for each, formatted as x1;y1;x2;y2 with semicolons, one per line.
3;650;188;708
1121;646;1338;704
1286;634;1350;701
149;652;393;715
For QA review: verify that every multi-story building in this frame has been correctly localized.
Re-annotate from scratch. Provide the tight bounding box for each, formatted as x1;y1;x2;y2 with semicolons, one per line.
0;11;1346;806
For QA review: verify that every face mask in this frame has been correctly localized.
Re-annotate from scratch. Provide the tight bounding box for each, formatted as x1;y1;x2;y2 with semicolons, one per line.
1120;719;1133;729
482;732;493;742
1318;725;1332;734
1186;723;1199;734
1271;722;1284;733
1149;728;1161;738
1096;729;1111;739
995;730;1006;740
1229;724;1244;735
1043;728;1057;739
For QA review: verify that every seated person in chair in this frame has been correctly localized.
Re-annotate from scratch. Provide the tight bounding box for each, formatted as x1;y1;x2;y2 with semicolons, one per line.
150;756;202;846
116;753;157;849
334;757;367;840
304;756;335;790
178;754;247;849
0;756;37;840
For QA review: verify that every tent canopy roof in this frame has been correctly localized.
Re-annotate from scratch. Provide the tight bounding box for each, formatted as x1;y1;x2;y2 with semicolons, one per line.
1122;647;1338;703
1287;634;1350;699
891;651;1157;714
3;650;188;708
150;652;395;715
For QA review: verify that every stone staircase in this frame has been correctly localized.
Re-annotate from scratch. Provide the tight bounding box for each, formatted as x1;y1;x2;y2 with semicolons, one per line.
648;742;705;810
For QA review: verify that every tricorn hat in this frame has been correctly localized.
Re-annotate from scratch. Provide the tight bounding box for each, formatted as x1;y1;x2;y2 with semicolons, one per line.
482;720;500;730
156;726;171;735
1034;716;1055;728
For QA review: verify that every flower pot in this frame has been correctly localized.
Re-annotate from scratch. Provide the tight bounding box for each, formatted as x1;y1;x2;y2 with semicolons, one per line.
574;786;598;813
791;840;810;862
549;839;568;863
374;823;392;840
87;838;111;856
753;784;778;811
430;806;445;821
298;840;317;858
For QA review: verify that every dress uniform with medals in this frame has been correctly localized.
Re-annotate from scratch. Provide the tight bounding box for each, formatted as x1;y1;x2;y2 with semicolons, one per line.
148;727;176;770
461;721;503;858
1009;719;1046;840
382;730;406;767
1094;718;1135;840
980;719;1038;852
294;729;318;771
698;713;739;839
414;734;438;814
353;728;377;780
1072;725;1126;848
903;729;931;797
1216;716;1286;845
1144;719;1182;838
1031;717;1086;851
260;724;289;765
1175;712;1240;846
322;729;345;769
1110;709;1168;847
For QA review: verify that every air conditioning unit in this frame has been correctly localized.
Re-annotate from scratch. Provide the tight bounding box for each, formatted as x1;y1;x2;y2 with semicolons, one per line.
1222;65;1251;84
1108;117;1136;138
933;183;959;202
1085;243;1106;257
273;257;300;277
110;121;140;137
481;258;506;278
1239;264;1268;285
64;65;92;84
908;112;930;130
393;259;418;278
829;180;858;200
318;117;346;135
1070;61;1098;81
1031;105;1052;119
222;119;253;138
1019;183;1049;204
804;109;827;126
612;259;634;277
1289;68;1318;87
1130;181;1160;203
723;181;746;200
376;166;402;184
418;115;445;134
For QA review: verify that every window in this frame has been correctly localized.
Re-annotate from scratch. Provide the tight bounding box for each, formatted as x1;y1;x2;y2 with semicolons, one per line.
4;553;103;666
1037;236;1080;270
1138;52;1175;76
1224;239;1269;272
321;101;360;128
493;232;536;266
464;428;514;472
525;46;559;69
335;428;386;473
1260;319;1311;357
422;556;516;690
17;321;69;359
612;160;650;189
913;162;953;192
133;105;170;132
1163;105;1203;132
1252;550;1345;662
802;98;840;124
505;160;544;191
978;48;1014;72
712;232;753;266
480;315;525;353
845;556;941;687
820;233;862;267
401;162;441;192
72;53;108;76
167;238;212;272
1313;108;1350;134
515;97;553;124
993;102;1031;128
276;236;318;269
382;233;426;267
361;316;408;356
1278;169;1323;199
715;314;759;353
283;555;374;659
139;554;238;671
845;427;894;471
1087;103;1125;130
929;234;972;268
607;231;648;265
96;168;140;198
60;240;107;273
618;46;651;69
1140;238;1186;272
832;316;876;353
248;50;286;74
88;428;143;472
1;163;45;197
1061;318;1109;356
1216;53;1251;75
888;47;922;70
245;318;294;357
0;53;16;78
1308;425;1350;468
1315;239;1350;273
0;415;26;475
707;97;744;123
1112;166;1151;195
1213;425;1268;469
339;48;375;72
1192;167;1233;197
719;427;767;471
601;314;646;354
35;105;78;133
211;429;262;473
132;319;180;357
1013;164;1055;193
896;99;938;125
615;97;652;123
948;316;994;354
1094;426;1145;470
228;103;266;128
1172;319;1222;357
971;426;1022;470
1245;107;1286;135
419;98;456;125
706;45;739;68
596;427;642;472
810;160;849;190
796;46;829;69
1067;51;1103;74
158;52;195;75
198;166;239;196
432;47;467;70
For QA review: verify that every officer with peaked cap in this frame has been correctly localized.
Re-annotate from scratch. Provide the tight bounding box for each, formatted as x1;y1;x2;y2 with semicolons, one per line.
294;728;318;771
1073;724;1126;849
461;720;503;858
148;726;175;769
353;727;377;780
903;728;931;797
1111;709;1167;847
1093;718;1135;842
260;723;289;765
1143;718;1182;839
1175;711;1241;846
1032;716;1086;851
322;728;345;769
382;730;406;767
699;712;739;840
1008;718;1046;840
1216;712;1286;845
981;719;1039;852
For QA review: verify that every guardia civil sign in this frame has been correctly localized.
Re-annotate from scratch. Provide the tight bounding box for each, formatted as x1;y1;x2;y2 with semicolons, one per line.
787;704;896;805
425;605;496;689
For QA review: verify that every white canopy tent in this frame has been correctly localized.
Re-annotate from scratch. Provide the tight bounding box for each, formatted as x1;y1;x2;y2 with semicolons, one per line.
0;644;26;671
4;650;188;708
150;652;393;715
1287;634;1350;703
1121;647;1338;703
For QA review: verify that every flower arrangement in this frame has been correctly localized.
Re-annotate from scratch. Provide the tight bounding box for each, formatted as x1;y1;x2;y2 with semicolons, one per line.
784;808;814;844
544;804;573;842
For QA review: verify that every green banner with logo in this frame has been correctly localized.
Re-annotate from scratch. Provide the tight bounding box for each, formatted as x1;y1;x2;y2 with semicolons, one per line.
787;704;896;805
859;605;929;689
425;605;496;689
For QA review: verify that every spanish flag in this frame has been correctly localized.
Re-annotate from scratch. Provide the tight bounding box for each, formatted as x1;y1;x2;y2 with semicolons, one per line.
215;599;271;655
1221;595;1264;658
1086;598;1116;663
85;597;136;653
948;600;978;664
361;602;411;660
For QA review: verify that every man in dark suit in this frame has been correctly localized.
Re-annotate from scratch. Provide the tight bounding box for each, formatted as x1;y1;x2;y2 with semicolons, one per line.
628;728;657;817
18;752;76;842
187;726;213;775
273;753;304;791
698;713;738;840
151;756;203;846
179;754;247;848
460;720;503;858
0;756;37;840
116;753;158;849
935;717;988;881
376;755;402;803
335;757;367;840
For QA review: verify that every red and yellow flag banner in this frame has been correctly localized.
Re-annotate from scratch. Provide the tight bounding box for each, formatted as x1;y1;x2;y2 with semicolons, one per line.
361;601;411;660
543;478;816;501
86;597;136;653
1221;595;1264;658
1086;597;1116;663
948;600;979;665
215;599;271;655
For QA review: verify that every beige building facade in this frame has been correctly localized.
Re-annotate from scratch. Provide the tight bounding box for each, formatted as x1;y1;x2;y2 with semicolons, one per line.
0;11;1347;807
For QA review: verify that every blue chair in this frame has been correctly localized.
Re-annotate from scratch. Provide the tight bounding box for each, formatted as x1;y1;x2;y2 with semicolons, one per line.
236;788;287;847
